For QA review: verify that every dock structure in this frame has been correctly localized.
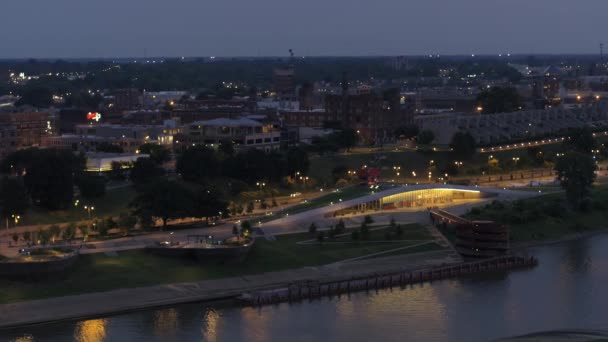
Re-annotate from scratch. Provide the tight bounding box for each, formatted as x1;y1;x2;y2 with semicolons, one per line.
430;208;510;258
429;208;470;225
238;255;538;306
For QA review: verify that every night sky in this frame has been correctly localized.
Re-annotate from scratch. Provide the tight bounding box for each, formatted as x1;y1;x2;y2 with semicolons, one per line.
2;0;607;58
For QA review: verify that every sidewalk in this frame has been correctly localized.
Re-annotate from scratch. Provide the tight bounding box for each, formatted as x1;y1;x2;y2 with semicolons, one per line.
0;250;459;329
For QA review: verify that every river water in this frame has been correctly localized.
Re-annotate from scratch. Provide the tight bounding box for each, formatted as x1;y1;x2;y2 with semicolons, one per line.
3;234;608;342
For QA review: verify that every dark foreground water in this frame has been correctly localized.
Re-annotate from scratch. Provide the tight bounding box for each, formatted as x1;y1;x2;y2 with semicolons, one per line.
4;235;608;342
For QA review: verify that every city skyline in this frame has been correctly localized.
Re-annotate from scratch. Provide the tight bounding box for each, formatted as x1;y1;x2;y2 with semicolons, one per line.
2;0;608;58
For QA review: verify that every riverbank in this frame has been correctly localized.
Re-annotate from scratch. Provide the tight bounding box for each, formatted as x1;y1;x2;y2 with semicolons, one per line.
0;250;460;330
512;229;608;250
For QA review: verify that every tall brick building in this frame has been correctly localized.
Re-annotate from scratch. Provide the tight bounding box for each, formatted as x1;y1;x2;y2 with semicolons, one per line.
0;111;50;147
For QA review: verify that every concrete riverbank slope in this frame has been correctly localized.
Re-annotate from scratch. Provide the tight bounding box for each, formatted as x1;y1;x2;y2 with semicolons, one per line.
0;250;459;329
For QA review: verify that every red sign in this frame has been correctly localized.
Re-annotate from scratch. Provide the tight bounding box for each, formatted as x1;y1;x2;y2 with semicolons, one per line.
87;112;102;122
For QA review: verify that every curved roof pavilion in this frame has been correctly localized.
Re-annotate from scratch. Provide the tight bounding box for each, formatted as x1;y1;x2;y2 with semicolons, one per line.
263;184;536;231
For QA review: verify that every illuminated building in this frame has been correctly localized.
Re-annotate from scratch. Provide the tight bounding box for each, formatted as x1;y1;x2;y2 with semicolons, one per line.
178;117;281;152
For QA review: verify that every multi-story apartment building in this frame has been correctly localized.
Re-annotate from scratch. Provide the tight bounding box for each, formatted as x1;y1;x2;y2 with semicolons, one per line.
42;134;143;153
177;117;281;152
0;111;51;147
415;102;608;145
0;123;18;158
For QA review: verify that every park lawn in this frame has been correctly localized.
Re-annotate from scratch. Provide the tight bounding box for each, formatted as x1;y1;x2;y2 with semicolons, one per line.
327;223;433;242
19;186;136;226
0;226;441;304
464;185;608;242
367;242;444;259
259;185;375;223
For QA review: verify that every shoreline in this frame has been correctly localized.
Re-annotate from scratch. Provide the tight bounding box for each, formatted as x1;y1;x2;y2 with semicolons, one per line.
0;249;460;330
1;231;604;331
511;229;608;250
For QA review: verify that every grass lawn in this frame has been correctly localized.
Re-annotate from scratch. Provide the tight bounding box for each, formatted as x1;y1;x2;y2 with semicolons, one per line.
464;185;608;242
0;224;441;304
19;186;137;226
327;223;433;242
259;185;376;223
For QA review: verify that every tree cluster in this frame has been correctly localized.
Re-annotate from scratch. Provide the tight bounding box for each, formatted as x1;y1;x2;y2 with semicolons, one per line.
476;87;523;114
309;129;359;154
176;145;310;187
554;127;597;210
130;179;228;229
1;148;85;210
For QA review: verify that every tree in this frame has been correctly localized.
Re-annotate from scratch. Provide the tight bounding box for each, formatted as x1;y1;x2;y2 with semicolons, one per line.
176;146;219;183
48;224;61;243
110;161;127;180
63;223;77;241
130;157;165;186
13;149;83;210
333;129;358;151
76;175;106;198
527;146;544;166
395;224;403;237
331;165;348;183
130;179;191;230
395;124;419;139
450;131;477;159
554;152;597;210
38;229;50;245
246;201;254;214
78;224;90;241
95;142;124;153
563;127;596;154
223;149;286;184
476;87;523;114
139;143;171;164
416;130;435;145
23;231;31;243
64;91;103;109
316;231;325;244
0;177;29;220
360;223;370;240
232;225;239;236
15;86;53;108
363;215;374;224
118;213;137;236
335;219;346;234
286;147;310;176
188;187;229;224
218;140;235;158
309;222;318;235
105;217;118;230
12;233;18;244
241;220;252;235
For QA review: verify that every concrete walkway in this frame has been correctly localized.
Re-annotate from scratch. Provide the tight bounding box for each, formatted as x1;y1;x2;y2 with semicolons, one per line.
0;250;459;329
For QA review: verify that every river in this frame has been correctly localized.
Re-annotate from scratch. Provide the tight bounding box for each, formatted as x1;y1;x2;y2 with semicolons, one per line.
3;234;608;342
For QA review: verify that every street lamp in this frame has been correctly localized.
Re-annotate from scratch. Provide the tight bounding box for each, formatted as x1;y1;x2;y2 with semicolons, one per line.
84;205;95;219
512;157;520;166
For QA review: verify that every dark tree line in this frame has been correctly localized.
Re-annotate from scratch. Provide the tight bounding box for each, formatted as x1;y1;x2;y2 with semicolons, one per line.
175;145;310;186
129;179;228;229
0;148;85;210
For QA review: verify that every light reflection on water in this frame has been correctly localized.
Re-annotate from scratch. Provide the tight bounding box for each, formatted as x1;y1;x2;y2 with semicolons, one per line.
4;235;608;342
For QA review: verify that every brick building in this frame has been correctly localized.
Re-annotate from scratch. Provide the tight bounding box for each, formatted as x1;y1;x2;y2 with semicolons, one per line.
0;111;50;147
